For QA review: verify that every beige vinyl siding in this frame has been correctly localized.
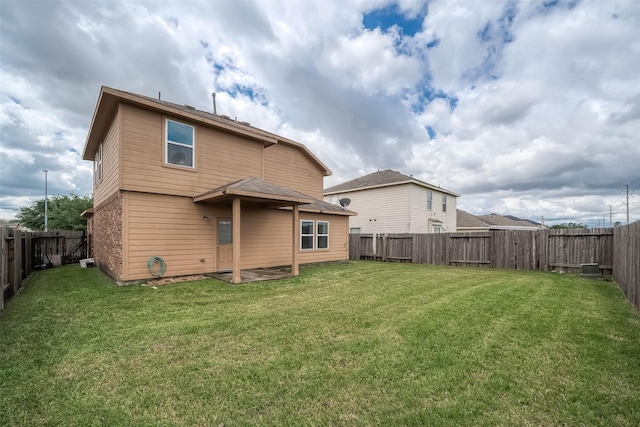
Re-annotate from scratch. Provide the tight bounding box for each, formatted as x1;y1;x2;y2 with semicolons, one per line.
409;183;456;233
299;213;349;264
263;143;324;199
239;207;349;268
93;111;120;206
123;194;348;281
441;191;457;232
124;192;219;281
120;104;263;197
329;185;412;234
240;205;295;268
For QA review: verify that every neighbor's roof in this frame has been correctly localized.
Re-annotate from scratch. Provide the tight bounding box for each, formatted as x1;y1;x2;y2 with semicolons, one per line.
478;213;543;228
324;169;459;197
82;86;331;176
457;209;545;230
457;209;490;228
194;177;355;216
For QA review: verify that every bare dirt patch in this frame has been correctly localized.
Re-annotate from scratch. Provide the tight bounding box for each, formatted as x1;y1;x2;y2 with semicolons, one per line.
144;275;207;287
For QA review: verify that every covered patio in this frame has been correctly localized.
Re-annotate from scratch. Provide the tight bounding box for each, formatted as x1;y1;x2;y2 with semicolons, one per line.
194;177;313;284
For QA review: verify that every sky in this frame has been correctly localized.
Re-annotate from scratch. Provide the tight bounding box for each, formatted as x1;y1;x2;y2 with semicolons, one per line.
1;0;639;227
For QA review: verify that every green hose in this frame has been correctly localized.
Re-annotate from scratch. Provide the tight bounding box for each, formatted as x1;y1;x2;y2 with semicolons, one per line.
148;256;167;277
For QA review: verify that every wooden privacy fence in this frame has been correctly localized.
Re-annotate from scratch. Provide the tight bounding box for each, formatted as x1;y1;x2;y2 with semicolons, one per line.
350;228;614;273
614;221;640;312
350;225;640;312
1;228;86;312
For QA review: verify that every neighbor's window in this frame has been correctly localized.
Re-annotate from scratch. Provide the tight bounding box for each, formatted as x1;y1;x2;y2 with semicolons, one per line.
427;190;433;210
94;143;103;187
317;221;329;249
301;220;314;250
434;225;442;234
442;194;447;212
166;119;194;167
350;227;361;234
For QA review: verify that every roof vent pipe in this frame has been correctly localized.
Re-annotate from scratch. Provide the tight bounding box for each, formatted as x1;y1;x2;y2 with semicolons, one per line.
212;92;217;115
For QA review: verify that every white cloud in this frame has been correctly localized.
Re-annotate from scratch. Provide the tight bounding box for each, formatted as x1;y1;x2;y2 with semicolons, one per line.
1;0;639;226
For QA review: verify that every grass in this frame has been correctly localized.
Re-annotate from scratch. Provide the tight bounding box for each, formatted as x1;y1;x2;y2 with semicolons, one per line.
1;261;640;426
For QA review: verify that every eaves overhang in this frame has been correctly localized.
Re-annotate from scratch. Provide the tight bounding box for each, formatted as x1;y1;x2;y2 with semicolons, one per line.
193;188;313;206
324;180;460;198
83;86;279;161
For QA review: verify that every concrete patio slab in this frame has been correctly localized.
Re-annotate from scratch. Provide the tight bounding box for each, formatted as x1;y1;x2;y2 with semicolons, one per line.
206;267;293;284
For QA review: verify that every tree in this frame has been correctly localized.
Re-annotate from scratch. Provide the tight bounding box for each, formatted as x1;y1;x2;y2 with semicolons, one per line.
550;222;589;229
17;193;92;231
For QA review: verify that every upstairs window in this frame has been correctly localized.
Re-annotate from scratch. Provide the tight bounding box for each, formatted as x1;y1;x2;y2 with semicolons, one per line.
317;221;329;249
166;119;194;168
442;194;447;212
427;190;433;210
94;143;103;187
301;220;314;250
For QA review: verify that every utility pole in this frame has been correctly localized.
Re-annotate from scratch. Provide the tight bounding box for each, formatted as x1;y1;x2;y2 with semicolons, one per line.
44;169;48;232
609;205;612;227
626;184;630;224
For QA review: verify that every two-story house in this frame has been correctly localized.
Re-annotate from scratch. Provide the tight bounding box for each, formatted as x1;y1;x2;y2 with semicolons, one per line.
82;86;353;284
324;169;459;234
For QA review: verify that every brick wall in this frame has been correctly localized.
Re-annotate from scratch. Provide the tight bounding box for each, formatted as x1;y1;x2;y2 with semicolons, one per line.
92;191;123;280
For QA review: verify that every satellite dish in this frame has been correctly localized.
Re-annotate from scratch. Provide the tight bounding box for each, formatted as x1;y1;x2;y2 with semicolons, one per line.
339;198;351;207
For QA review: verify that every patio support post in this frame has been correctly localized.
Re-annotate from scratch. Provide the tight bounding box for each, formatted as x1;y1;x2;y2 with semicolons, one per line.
232;197;241;284
292;204;299;277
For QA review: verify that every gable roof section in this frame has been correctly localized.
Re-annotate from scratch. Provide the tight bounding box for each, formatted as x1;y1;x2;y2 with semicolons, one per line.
82;86;331;176
324;169;459;197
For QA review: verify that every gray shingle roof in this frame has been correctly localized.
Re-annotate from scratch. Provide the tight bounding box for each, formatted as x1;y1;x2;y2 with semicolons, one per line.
299;199;355;214
324;169;459;196
457;210;545;229
478;213;543;227
195;177;355;215
196;177;311;200
457;209;490;228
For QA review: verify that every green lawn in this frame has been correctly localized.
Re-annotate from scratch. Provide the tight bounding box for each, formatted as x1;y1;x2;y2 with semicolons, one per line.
1;262;639;426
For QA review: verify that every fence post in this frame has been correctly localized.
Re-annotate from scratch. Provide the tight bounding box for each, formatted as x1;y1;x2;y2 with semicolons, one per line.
13;229;22;293
24;232;32;276
381;234;387;262
1;227;5;312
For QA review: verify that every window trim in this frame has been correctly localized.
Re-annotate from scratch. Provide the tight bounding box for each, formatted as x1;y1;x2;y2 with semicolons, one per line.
300;220;331;251
165;118;195;168
301;220;314;250
317;221;329;250
427;190;433;210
